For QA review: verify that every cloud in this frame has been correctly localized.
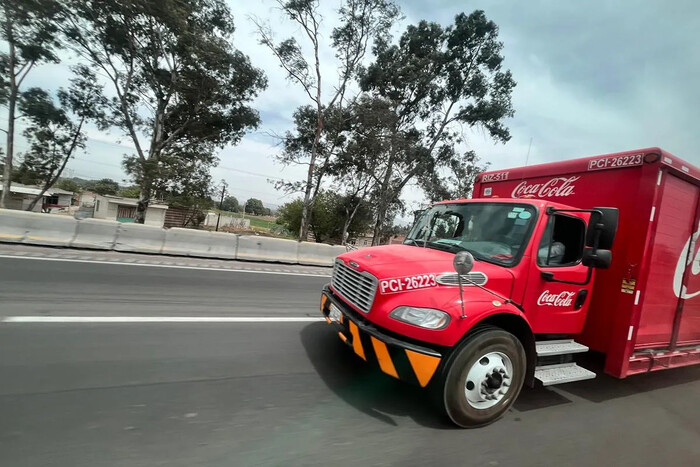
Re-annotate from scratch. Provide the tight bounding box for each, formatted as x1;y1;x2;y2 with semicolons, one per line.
3;0;699;213
399;0;700;169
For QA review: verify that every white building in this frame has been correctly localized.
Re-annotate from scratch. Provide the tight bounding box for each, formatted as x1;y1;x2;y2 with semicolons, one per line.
0;182;74;212
93;194;168;227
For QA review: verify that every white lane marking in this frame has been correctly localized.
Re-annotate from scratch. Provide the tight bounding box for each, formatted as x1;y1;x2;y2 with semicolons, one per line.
2;316;326;323
0;254;331;278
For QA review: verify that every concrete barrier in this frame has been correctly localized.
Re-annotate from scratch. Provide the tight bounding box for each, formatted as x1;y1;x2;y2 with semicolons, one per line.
0;208;30;243
0;209;341;267
71;218;120;250
205;231;238;259
298;241;345;267
114;222;166;254
23;213;78;247
236;235;299;263
163;228;213;257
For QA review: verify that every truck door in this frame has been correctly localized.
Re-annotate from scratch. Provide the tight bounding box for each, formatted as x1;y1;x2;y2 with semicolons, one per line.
637;173;700;348
524;212;593;334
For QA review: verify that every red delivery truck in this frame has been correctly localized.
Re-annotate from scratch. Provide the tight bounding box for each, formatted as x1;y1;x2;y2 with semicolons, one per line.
319;147;700;427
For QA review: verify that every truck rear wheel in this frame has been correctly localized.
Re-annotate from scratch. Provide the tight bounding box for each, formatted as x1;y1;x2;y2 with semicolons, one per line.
440;326;526;428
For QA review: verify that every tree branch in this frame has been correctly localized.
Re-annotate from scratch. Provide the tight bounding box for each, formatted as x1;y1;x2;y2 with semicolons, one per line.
253;19;318;104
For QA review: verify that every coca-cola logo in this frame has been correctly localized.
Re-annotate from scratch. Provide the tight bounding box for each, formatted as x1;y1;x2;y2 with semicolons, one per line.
511;176;579;198
537;290;576;307
674;226;700;300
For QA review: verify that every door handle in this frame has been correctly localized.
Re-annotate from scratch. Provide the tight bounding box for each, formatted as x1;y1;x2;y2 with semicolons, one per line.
574;289;588;310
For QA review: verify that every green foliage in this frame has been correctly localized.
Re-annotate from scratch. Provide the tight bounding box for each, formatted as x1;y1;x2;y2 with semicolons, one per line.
277;191;374;243
62;0;267;222
245;198;266;216
56;179;82;193
421;150;489;201
220;195;239;212
276;199;303;237
13;66;107;210
0;0;64;207
355;10;515;241
85;178;119;196
256;0;399;240
118;186;141;198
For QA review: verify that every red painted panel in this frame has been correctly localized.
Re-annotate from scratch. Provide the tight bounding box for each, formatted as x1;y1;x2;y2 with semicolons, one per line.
474;162;653;357
636;175;699;347
676;197;700;344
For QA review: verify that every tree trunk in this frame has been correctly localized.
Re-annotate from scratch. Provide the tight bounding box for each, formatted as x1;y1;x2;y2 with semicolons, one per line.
0;25;17;209
299;112;324;241
298;164;315;241
341;200;362;246
134;178;151;224
25;184;49;212
372;149;395;246
372;198;388;246
25;117;86;212
1;90;15;209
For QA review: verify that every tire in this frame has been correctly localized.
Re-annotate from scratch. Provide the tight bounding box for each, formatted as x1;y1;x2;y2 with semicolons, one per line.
439;326;526;428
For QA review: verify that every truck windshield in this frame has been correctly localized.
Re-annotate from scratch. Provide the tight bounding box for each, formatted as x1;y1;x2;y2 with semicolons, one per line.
405;202;537;266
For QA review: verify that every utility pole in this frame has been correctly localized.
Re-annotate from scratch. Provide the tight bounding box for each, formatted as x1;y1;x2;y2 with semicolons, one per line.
216;179;228;232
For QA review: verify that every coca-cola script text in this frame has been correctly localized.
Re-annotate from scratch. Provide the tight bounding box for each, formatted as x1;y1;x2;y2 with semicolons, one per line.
511;176;579;198
537;290;576;307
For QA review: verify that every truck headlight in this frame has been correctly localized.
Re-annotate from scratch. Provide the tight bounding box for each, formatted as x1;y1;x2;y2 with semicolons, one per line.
389;306;450;330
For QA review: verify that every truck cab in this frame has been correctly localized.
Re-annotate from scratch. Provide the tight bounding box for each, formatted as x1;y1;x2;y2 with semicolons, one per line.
320;197;616;427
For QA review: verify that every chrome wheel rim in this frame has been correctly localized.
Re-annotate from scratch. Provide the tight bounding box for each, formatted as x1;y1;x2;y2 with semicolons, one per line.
464;351;513;409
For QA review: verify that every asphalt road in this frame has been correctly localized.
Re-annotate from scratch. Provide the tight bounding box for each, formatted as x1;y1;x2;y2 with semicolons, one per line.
1;249;700;466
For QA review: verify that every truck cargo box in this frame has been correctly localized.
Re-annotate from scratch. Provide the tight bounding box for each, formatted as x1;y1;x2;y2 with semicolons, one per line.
474;148;700;377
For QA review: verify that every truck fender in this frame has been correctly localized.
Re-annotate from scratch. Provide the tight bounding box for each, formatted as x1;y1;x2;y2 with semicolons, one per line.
455;309;537;388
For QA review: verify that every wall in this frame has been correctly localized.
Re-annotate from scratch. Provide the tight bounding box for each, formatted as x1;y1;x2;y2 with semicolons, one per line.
22;196;41;212
4;194;25;211
94;198;120;221
203;212;250;229
145;207;166;227
56;194;73;206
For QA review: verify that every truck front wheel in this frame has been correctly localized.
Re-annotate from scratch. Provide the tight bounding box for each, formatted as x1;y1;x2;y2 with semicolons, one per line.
440;326;526;427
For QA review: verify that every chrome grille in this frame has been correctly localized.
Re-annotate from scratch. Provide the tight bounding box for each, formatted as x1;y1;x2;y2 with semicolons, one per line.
435;272;488;286
331;260;378;313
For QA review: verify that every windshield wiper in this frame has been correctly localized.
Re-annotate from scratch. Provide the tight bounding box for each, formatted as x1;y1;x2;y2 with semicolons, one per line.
403;238;426;247
424;242;491;262
424;241;464;253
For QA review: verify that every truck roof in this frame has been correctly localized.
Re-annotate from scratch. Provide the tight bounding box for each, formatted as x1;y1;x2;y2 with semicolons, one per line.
432;197;576;211
477;147;699;183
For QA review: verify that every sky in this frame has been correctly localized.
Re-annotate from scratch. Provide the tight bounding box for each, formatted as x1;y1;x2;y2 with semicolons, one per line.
3;0;699;215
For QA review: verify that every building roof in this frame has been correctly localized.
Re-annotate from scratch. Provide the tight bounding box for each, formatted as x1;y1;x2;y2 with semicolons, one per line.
0;184;43;195
98;194;168;209
0;181;74;196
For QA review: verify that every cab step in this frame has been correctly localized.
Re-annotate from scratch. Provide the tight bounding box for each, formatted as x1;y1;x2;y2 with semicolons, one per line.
535;362;596;386
536;339;589;357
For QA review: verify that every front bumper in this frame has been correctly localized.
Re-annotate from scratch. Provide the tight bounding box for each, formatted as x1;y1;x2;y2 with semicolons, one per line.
320;286;443;387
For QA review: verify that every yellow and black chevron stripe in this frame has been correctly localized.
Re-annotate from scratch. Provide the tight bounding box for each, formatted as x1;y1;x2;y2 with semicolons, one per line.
345;320;442;387
321;294;442;387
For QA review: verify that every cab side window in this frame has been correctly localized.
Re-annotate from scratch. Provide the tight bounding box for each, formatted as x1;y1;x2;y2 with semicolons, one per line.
537;214;585;267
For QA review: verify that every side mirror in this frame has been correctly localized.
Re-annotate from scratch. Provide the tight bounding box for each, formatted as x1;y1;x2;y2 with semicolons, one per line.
453;251;474;275
582;248;612;269
586;207;618;249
